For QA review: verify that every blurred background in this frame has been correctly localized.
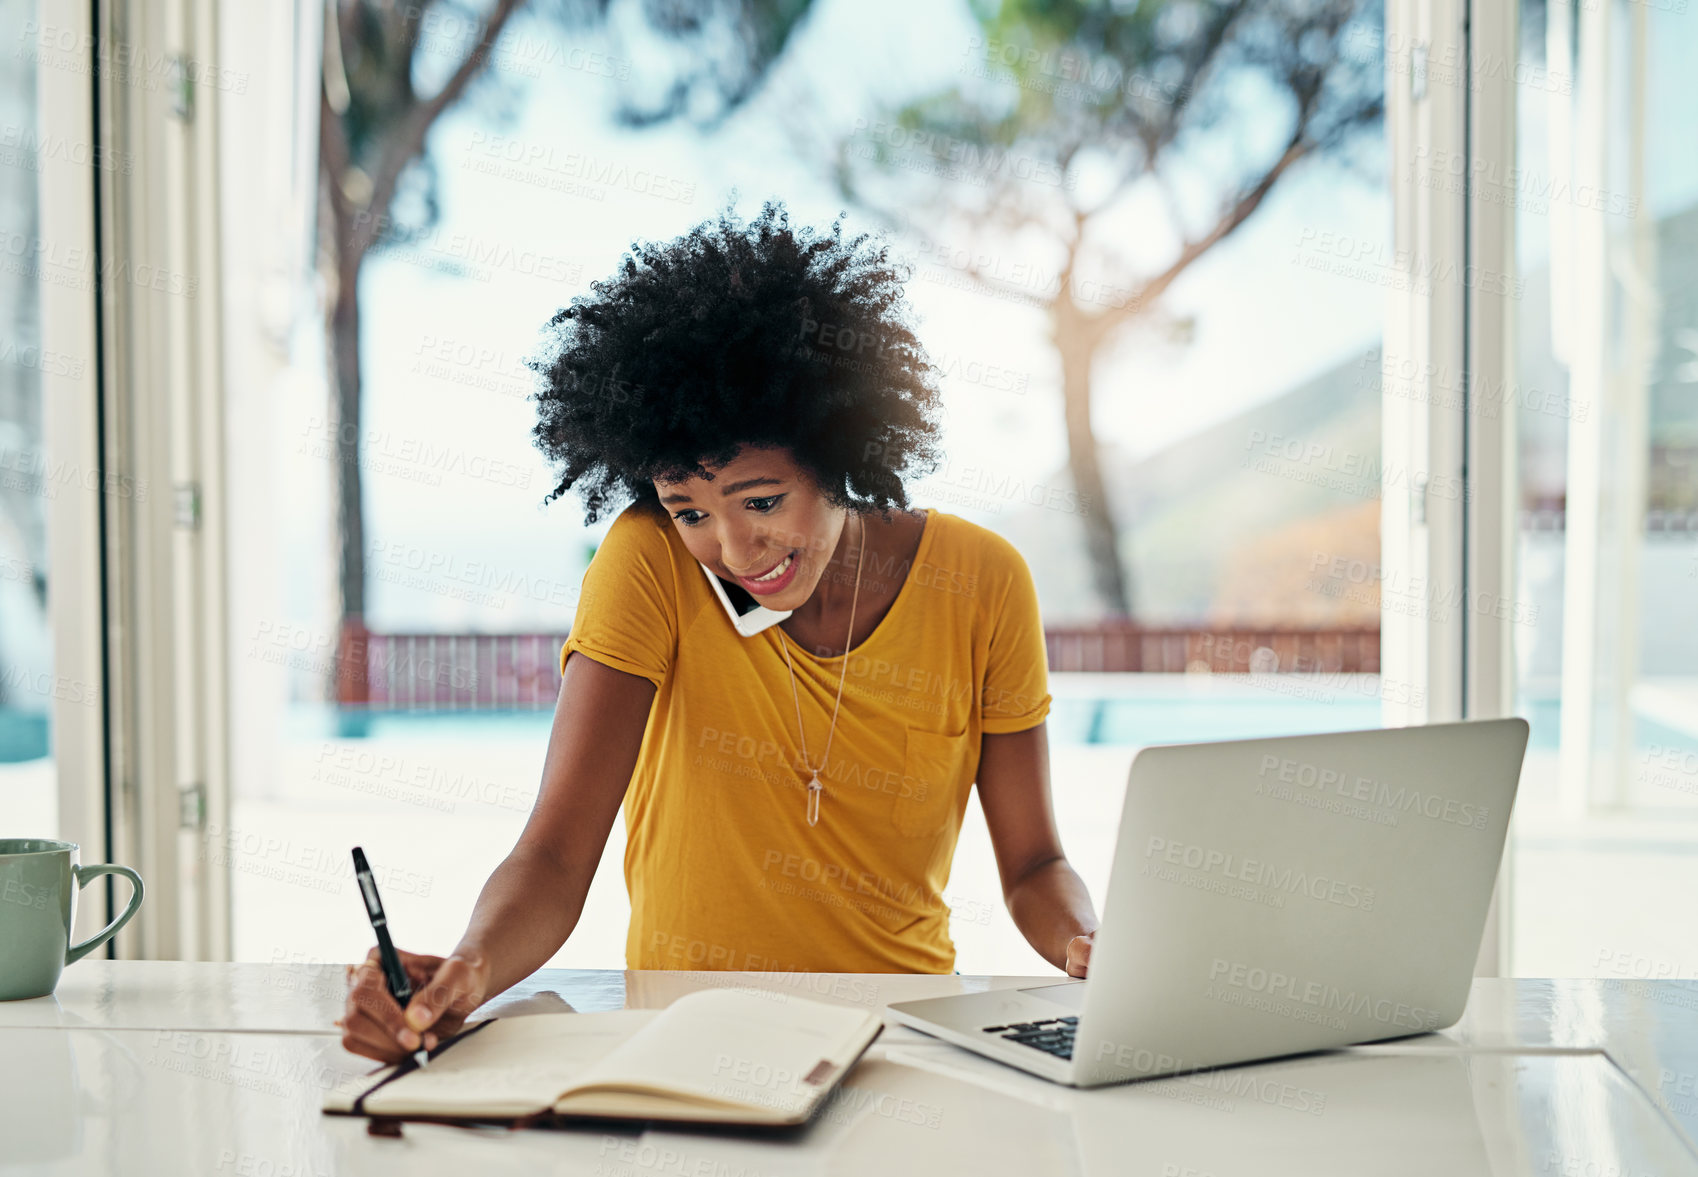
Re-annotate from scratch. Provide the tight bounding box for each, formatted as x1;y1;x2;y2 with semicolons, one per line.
1;0;1695;979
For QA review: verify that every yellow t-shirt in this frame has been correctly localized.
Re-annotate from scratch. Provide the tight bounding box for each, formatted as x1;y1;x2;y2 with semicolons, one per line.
558;503;1052;973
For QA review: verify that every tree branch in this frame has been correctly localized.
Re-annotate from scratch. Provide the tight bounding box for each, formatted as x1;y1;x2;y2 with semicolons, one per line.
1080;129;1315;352
348;0;524;258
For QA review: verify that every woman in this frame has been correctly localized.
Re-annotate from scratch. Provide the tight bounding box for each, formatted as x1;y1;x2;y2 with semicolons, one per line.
337;201;1099;1064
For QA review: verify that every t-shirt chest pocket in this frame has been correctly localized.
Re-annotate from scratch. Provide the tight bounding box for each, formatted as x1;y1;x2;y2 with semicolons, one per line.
893;725;970;837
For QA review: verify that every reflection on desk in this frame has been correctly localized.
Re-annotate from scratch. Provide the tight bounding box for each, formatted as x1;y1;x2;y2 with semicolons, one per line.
3;1026;1697;1176
6;967;1698;1175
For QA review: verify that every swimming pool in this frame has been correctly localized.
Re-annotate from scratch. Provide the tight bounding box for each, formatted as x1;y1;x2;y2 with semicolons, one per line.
266;674;1566;749
0;678;1580;763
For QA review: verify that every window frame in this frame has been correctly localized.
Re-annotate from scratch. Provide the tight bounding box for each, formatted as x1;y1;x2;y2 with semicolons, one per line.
38;0;113;952
1384;0;1523;974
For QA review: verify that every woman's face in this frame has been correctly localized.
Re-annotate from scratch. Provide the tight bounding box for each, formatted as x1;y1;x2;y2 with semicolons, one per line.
653;444;847;610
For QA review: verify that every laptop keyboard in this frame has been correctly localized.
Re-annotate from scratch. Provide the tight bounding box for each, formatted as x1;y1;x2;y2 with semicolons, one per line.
981;1016;1077;1059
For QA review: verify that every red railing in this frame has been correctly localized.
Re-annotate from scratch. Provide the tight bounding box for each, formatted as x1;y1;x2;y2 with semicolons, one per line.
334;620;1381;709
334;620;567;710
1044;625;1380;675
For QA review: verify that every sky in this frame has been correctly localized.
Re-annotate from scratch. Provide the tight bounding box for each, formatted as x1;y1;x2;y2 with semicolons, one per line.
268;0;1698;636
268;0;1395;634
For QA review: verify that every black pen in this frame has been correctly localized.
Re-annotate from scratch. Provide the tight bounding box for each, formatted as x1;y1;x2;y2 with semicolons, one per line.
351;846;429;1069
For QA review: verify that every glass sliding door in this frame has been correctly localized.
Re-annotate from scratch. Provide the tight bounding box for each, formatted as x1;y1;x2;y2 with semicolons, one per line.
0;0;56;838
1507;0;1698;975
220;0;1397;977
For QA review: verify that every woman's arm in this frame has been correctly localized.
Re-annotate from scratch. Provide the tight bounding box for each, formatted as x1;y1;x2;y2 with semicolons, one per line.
338;651;655;1062
453;649;657;991
976;722;1100;976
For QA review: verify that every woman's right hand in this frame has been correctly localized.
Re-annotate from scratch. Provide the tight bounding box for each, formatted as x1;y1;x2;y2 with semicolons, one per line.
336;946;490;1064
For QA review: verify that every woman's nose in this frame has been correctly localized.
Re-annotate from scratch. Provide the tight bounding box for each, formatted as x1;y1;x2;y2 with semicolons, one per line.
720;527;780;576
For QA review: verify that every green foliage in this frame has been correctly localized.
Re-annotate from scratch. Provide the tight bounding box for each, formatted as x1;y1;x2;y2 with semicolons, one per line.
872;0;1384;203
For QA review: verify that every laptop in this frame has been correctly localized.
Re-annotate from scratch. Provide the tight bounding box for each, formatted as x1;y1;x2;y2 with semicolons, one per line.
887;718;1530;1088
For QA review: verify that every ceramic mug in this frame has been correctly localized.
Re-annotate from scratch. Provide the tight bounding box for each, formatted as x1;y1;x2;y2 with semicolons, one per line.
0;839;143;1001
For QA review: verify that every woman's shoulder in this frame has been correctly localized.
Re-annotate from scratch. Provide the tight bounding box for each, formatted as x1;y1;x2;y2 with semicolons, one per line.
596;500;678;560
922;508;1031;569
582;502;688;601
917;509;1035;598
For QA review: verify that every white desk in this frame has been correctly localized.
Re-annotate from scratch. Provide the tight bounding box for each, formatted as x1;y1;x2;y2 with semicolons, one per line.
3;964;1698;1175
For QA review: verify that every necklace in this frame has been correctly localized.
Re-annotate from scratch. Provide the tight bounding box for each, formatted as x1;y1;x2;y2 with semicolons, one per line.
775;512;865;827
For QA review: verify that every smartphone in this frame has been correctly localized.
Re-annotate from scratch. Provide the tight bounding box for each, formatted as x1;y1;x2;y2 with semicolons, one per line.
698;560;793;637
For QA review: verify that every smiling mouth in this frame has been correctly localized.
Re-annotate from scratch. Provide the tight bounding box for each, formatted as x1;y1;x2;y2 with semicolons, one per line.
737;551;795;583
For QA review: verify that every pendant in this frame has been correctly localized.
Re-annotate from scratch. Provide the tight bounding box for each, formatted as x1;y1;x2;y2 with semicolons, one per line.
806;772;823;827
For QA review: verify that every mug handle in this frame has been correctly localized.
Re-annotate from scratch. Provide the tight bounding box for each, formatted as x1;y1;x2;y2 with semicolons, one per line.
65;864;145;965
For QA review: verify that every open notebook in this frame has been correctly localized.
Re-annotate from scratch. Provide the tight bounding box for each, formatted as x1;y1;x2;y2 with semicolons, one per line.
323;988;885;1128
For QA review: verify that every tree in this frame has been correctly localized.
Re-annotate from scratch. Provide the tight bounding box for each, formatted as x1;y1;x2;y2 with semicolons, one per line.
815;0;1384;618
318;0;817;697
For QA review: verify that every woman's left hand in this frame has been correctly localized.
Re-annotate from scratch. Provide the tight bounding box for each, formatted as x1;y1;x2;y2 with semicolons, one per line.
1065;931;1096;978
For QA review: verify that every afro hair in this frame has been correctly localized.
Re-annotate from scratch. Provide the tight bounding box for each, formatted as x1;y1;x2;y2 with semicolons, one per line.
525;198;944;523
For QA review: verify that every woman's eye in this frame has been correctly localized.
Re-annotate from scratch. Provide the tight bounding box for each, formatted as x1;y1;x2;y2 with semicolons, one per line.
675;492;781;526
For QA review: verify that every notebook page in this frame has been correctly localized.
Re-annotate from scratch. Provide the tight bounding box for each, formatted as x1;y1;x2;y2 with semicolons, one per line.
332;1009;657;1118
557;989;878;1117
